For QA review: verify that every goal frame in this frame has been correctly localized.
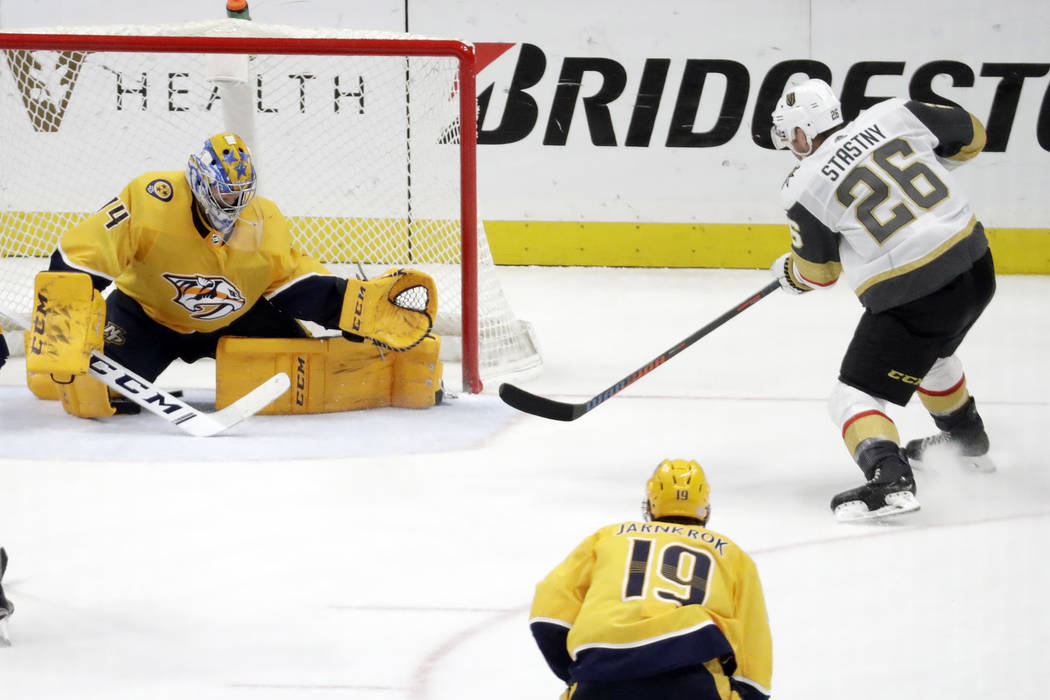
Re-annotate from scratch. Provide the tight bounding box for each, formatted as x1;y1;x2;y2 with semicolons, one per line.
0;31;484;393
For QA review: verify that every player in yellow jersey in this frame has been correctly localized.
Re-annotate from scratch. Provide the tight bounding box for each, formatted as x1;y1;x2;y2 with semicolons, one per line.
530;459;772;700
35;132;440;418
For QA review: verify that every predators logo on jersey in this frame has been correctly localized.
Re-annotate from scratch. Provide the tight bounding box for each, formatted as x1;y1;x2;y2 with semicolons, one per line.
162;273;246;320
146;179;173;202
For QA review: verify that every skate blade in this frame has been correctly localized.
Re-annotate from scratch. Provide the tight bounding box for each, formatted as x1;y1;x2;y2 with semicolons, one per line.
908;446;996;474
834;491;921;523
0;619;10;647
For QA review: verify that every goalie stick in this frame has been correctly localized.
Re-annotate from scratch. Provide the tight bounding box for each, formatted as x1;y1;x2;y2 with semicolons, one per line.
499;280;780;421
88;350;290;437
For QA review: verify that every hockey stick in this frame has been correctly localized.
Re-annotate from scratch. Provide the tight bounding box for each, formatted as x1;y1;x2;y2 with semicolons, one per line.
87;350;290;437
499;280;781;421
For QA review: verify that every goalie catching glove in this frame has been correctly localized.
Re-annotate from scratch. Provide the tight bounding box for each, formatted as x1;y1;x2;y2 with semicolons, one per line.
339;268;437;351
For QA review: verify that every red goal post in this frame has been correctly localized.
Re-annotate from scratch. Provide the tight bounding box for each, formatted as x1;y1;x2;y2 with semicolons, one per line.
0;21;541;393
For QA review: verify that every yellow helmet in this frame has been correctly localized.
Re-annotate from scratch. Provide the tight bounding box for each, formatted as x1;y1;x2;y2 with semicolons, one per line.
645;459;711;522
185;132;257;234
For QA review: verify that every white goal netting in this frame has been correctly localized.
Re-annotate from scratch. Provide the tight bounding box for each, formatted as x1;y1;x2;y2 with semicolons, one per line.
0;20;541;391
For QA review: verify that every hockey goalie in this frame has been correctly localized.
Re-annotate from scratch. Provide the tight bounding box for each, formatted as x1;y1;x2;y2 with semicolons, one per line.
25;132;443;419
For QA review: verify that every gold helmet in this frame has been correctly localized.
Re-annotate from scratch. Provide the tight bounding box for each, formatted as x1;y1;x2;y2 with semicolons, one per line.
185;132;257;234
645;459;711;522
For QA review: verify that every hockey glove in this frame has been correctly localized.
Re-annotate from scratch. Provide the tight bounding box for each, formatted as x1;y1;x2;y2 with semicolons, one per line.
27;271;106;377
770;252;812;295
338;268;437;351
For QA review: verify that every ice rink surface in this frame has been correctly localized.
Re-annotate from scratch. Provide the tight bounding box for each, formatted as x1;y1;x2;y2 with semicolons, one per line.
1;266;1048;699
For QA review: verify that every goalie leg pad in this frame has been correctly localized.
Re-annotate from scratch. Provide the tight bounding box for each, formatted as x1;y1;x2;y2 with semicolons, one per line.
23;332;125;414
26;371;61;400
25;369;123;417
338;268;437;351
392;335;443;408
27;272;106;377
23;332;60;400
55;373;117;418
216;334;443;414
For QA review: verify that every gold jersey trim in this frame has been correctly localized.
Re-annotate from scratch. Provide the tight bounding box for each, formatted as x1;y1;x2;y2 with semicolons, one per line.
949;114;987;162
794;256;842;286
853;216;978;298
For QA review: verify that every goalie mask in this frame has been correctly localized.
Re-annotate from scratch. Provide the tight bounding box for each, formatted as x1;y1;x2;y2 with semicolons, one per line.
770;78;843;157
645;459;711;523
186;132;257;234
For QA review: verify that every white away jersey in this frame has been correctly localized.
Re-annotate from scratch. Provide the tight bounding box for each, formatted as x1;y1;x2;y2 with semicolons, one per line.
780;98;988;311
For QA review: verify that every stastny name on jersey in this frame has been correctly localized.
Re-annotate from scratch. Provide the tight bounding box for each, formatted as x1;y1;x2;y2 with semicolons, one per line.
819;124;888;182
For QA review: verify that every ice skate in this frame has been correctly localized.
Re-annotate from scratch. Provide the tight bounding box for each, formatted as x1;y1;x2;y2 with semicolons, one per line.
831;469;919;522
832;442;920;522
903;431;995;473
904;397;995;473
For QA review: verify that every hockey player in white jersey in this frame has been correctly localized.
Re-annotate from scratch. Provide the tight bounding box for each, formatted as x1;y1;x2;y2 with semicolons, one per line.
769;78;995;521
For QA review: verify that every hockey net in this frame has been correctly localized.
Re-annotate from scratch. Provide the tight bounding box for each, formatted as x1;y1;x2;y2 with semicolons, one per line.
0;20;540;393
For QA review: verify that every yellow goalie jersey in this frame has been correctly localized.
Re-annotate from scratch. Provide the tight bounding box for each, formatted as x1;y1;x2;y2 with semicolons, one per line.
55;171;330;333
530;521;772;699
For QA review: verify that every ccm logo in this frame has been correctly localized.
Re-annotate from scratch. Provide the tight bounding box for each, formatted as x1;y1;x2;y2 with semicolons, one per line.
89;355;184;414
352;286;366;331
30;291;48;355
295;356;307;406
887;369;922;385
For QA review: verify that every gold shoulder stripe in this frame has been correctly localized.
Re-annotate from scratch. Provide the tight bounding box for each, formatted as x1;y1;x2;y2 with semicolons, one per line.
949;114;986;162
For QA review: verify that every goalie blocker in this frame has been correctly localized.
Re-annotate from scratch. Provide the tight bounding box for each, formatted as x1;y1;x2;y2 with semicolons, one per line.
216;334;444;413
26;271;115;417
